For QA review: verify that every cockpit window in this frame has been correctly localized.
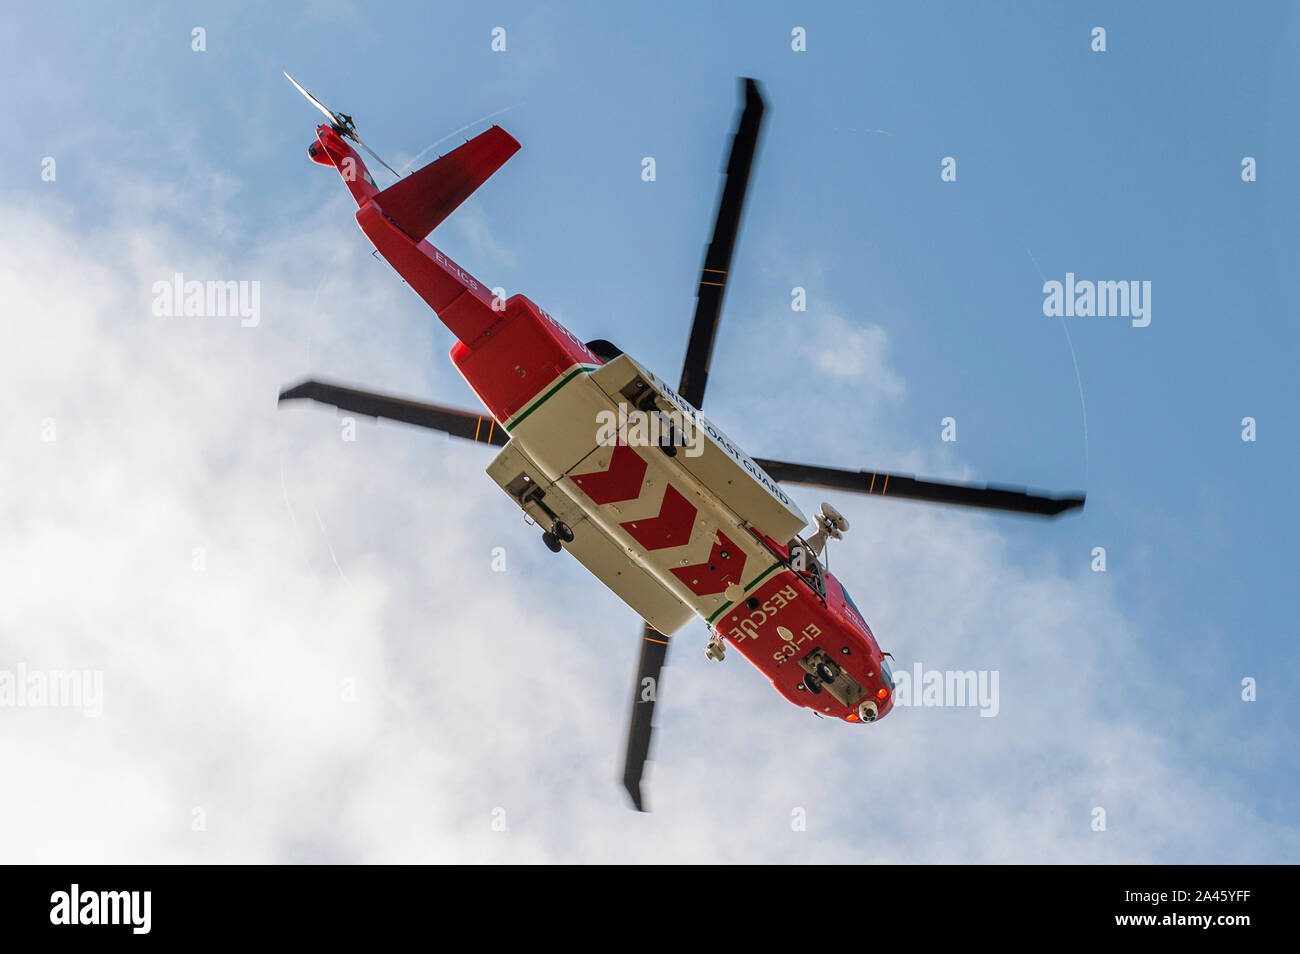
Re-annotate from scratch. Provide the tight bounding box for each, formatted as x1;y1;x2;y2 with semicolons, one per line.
840;584;864;621
880;655;895;690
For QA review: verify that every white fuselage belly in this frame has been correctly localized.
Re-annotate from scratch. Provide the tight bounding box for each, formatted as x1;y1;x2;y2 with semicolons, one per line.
486;355;807;635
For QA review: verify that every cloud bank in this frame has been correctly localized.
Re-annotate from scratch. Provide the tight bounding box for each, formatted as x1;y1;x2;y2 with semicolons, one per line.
0;171;1293;864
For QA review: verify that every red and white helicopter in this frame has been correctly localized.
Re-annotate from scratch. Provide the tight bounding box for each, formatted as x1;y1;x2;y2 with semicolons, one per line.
279;75;1085;810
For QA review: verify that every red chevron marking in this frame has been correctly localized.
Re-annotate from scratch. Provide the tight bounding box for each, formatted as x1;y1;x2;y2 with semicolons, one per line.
569;442;647;505
670;530;748;597
620;484;697;551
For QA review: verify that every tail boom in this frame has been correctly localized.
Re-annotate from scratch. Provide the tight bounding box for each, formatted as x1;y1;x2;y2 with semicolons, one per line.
306;120;601;426
356;202;503;345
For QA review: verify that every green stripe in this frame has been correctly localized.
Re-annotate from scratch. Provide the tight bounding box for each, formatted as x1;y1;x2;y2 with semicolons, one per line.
504;364;598;432
706;561;783;625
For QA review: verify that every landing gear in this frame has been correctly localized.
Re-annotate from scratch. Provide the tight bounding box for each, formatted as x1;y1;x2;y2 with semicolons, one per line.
521;482;574;554
542;520;574;553
658;424;681;458
815;661;837;683
802;673;823;694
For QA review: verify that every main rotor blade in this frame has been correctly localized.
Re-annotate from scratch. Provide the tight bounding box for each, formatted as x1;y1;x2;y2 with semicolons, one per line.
623;622;670;812
278;379;507;446
678;78;765;410
752;458;1086;517
284;72;345;128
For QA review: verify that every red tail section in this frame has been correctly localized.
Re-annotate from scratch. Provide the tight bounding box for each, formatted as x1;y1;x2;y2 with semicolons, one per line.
374;126;520;242
309;124;382;206
305;117;599;421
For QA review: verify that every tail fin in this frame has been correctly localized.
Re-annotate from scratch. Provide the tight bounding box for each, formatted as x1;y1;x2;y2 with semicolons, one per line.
310;125;383;206
372;126;520;242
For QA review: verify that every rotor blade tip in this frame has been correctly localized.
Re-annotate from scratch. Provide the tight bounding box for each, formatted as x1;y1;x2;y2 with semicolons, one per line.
277;381;314;403
623;779;646;812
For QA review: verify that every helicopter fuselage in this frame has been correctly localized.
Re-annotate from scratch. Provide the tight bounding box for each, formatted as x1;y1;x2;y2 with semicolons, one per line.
310;121;896;724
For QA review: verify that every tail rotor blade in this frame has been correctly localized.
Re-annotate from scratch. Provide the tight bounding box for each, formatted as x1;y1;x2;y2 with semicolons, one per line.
284;72;401;181
623;623;670;812
353;134;402;180
284;71;346;128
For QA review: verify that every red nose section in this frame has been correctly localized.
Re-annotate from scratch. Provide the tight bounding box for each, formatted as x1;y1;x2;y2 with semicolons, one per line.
714;568;894;722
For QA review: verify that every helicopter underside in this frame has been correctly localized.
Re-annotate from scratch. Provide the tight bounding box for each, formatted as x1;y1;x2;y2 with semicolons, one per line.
487;353;804;634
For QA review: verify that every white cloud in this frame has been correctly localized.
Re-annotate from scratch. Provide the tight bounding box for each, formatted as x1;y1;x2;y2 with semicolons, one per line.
807;311;905;392
0;180;1293;864
449;199;518;271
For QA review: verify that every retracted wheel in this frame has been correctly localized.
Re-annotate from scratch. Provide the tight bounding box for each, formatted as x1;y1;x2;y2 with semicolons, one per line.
815;661;837;683
803;673;823;694
552;521;575;543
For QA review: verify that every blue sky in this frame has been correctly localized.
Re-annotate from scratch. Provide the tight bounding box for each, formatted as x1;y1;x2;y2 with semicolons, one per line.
2;2;1296;861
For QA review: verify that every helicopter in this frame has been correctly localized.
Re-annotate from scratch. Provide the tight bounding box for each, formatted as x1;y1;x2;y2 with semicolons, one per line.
278;74;1085;811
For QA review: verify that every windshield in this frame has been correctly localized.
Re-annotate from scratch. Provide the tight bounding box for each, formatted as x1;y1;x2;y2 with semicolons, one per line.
880;655;895;690
840;583;865;622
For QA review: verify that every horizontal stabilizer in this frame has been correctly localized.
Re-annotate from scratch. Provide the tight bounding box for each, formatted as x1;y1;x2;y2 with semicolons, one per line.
374;125;520;242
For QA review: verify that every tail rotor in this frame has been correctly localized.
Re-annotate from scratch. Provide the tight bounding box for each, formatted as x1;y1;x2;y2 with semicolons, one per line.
283;72;402;180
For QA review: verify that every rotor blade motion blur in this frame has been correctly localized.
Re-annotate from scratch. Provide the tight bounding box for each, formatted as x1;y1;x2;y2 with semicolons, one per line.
752;459;1085;517
278;380;507;446
623;623;670;812
678;78;765;411
622;78;763;813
